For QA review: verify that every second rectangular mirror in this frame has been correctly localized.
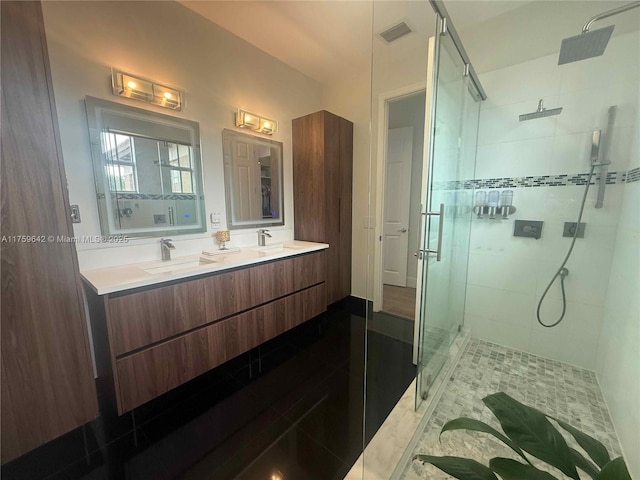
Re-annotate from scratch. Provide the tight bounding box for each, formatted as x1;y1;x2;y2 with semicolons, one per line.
222;129;284;229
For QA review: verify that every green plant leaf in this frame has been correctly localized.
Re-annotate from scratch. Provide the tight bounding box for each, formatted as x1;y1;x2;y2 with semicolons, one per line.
489;457;559;480
414;455;498;480
595;457;632;480
440;418;532;465
548;415;611;469
569;447;599;479
482;393;580;480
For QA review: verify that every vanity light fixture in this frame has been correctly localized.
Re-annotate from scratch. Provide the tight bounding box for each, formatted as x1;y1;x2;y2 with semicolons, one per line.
111;69;183;110
235;108;278;135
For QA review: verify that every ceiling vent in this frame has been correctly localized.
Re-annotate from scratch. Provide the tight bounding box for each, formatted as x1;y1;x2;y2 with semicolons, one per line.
379;21;412;43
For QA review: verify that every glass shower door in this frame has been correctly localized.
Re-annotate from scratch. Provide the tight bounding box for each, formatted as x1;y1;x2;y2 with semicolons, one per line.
415;26;481;406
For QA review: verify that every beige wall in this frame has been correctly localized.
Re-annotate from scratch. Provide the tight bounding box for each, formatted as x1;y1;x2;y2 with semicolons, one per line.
42;1;323;269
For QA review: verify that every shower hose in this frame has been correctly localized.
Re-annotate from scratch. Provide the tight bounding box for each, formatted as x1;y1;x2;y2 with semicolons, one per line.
536;164;596;328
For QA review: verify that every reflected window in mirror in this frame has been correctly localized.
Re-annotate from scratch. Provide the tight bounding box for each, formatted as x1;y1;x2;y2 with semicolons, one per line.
222;129;284;229
85;97;207;238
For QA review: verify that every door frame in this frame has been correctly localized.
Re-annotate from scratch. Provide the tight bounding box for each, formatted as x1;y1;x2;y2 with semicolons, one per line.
372;82;428;313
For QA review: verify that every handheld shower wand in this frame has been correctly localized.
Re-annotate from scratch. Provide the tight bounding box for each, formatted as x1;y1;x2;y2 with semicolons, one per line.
536;108;616;327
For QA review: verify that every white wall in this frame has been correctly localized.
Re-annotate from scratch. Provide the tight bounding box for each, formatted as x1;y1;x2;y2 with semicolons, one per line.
322;70;373;299
464;31;639;370
42;1;322;270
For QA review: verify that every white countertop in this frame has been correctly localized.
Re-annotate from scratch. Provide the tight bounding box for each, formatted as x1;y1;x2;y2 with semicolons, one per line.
81;240;329;295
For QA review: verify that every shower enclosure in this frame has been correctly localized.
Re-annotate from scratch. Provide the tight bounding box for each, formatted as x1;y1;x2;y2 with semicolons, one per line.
414;7;484;406
363;0;639;477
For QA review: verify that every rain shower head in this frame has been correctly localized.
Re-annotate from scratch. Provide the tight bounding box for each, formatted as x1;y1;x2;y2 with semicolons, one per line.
519;99;563;122
558;26;614;65
558;1;640;65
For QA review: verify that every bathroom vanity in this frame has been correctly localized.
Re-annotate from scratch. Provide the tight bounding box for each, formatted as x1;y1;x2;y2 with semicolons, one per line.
83;241;328;415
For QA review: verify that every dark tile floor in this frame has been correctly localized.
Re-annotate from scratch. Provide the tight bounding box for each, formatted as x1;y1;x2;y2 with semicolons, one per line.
2;300;415;480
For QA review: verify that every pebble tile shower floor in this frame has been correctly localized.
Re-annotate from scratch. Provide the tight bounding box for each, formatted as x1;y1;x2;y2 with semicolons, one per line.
401;338;622;479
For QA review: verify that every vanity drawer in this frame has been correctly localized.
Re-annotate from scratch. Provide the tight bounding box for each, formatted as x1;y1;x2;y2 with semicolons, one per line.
292;249;325;290
108;250;325;356
107;277;210;356
115;284;326;413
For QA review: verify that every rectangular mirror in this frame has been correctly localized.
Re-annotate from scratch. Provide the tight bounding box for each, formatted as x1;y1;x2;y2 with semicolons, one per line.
85;96;206;238
222;129;284;229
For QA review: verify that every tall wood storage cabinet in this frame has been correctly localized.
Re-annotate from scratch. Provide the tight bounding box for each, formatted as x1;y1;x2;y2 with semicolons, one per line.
292;111;353;305
1;1;98;464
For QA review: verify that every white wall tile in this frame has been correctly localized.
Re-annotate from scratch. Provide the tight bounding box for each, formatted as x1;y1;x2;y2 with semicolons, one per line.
535;261;612;307
480;54;561;109
533;300;604;346
529;330;599;370
476;137;553;179
478;100;558;146
465;314;531;352
467;252;539;293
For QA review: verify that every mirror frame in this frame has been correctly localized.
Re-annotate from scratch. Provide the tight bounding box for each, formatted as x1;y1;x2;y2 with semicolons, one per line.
85;96;207;238
222;128;285;230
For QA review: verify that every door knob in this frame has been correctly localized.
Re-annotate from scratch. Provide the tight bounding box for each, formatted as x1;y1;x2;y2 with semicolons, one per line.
398;228;407;233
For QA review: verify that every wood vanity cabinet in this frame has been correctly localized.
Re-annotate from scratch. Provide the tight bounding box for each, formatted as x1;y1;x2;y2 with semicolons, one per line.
1;1;99;463
292;111;353;305
85;250;326;415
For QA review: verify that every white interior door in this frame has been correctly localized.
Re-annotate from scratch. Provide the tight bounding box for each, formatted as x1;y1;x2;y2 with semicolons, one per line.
232;139;261;221
382;126;413;286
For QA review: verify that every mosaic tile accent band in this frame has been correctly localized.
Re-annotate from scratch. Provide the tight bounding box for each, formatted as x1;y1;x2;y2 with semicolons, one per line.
627;166;640;183
435;170;629;190
96;193;201;200
400;338;621;480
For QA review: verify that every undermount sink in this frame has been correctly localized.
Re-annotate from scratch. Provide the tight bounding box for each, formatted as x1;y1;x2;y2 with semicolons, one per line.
143;257;217;275
256;243;305;253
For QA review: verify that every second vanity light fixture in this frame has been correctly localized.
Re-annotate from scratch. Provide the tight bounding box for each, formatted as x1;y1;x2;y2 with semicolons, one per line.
111;69;183;110
235;108;278;135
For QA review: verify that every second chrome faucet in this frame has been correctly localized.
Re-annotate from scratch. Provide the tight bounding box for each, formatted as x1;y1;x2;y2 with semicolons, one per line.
257;229;272;246
160;238;175;260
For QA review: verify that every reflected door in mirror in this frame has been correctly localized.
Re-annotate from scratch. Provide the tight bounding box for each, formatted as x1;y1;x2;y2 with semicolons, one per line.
222;129;283;229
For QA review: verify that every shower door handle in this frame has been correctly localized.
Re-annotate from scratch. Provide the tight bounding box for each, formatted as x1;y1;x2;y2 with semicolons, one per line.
424;203;444;262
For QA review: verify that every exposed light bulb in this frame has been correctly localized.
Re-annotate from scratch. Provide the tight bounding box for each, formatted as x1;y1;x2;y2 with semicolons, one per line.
163;91;173;99
127;81;137;88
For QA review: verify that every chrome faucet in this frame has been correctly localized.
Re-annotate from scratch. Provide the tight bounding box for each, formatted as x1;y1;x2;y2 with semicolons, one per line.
257;229;272;246
160;238;175;260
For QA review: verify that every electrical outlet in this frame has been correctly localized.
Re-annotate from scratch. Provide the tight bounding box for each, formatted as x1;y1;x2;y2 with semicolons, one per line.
209;212;221;227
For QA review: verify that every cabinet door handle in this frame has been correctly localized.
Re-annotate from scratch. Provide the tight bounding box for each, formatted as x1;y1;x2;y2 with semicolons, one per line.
424;203;444;262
